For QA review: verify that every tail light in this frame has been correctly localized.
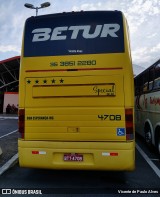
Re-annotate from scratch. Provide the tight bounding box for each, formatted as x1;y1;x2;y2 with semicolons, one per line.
125;108;134;140
18;109;25;139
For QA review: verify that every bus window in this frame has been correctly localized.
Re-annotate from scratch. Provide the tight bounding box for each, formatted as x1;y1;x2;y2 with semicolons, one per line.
143;70;149;92
153;63;160;90
148;67;154;91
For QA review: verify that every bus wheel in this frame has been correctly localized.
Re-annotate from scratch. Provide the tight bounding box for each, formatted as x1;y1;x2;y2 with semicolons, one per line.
158;135;160;155
158;136;160;154
144;125;152;146
155;127;160;155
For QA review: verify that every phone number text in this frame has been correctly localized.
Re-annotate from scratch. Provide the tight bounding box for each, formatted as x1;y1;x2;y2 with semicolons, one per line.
50;60;96;67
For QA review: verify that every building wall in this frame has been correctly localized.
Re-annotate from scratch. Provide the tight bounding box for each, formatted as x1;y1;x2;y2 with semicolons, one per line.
3;92;18;113
0;92;4;113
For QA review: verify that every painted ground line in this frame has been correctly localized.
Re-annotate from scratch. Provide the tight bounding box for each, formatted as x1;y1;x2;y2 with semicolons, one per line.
136;143;160;178
150;159;159;161
0;129;18;139
0;153;18;176
0;117;18;120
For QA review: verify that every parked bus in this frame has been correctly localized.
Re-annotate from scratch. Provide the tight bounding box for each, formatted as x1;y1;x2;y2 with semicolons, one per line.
18;11;135;170
135;59;160;154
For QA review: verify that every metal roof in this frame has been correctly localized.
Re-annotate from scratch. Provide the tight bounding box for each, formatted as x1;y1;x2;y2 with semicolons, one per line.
0;56;20;92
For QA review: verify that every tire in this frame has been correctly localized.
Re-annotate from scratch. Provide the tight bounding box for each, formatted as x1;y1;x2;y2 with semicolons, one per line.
157;133;160;155
144;125;152;146
155;127;160;155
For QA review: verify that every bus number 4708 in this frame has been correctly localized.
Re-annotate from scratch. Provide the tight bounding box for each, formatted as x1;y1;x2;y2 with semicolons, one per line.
98;114;121;121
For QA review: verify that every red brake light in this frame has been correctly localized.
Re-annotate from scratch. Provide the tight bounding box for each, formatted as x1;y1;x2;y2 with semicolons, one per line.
125;108;134;140
18;109;25;139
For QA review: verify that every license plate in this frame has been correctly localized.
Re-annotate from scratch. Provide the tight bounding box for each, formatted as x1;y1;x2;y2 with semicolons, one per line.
64;153;83;162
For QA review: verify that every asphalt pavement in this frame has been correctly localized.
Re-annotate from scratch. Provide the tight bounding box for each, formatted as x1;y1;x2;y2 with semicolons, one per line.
0;114;18;174
0;115;160;196
0;148;160;196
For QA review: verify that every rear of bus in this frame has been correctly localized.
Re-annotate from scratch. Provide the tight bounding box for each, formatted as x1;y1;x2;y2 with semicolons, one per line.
18;11;135;170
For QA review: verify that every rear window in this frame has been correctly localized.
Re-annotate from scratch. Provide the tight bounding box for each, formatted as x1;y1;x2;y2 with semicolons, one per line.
24;11;124;57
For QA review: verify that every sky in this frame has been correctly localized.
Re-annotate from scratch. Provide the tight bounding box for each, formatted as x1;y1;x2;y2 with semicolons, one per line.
0;0;159;68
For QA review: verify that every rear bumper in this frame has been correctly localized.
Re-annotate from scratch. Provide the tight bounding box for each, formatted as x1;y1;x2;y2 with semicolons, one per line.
18;140;135;171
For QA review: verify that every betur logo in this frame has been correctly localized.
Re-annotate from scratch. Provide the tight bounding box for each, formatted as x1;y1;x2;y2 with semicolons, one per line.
32;24;120;42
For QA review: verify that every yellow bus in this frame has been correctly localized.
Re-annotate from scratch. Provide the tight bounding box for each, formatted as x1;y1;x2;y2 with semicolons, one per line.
18;11;135;170
135;59;160;154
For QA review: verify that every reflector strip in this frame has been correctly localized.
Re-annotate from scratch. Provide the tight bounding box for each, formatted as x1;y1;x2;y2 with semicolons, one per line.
102;152;118;156
32;151;46;155
32;151;39;154
110;152;119;156
26;67;122;73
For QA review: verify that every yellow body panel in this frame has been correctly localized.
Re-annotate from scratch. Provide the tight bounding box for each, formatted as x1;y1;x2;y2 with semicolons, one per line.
18;140;135;171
